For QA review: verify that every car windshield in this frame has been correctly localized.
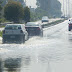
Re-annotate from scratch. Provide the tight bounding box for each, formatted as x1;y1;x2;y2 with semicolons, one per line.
5;25;21;29
26;23;39;26
42;16;48;19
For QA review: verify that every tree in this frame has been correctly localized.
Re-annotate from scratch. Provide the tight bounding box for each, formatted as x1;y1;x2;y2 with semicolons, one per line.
36;0;62;17
4;1;24;23
0;1;2;16
0;1;2;23
24;6;30;23
1;0;26;7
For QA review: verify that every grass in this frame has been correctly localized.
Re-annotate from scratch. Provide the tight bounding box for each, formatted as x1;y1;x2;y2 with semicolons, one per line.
0;31;3;37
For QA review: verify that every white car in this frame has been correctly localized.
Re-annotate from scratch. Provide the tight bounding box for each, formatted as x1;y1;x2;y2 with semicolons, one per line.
2;24;28;43
42;16;49;23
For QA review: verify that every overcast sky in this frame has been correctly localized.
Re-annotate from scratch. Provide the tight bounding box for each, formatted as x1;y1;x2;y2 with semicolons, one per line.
25;0;37;8
25;0;62;8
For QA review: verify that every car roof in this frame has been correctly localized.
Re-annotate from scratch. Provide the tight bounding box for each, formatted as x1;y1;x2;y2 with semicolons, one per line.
26;22;40;27
6;24;25;26
42;16;48;18
42;16;48;20
26;22;39;25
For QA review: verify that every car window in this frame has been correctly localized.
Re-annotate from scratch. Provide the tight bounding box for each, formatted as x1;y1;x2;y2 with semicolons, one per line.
42;16;48;19
26;23;39;26
5;25;21;30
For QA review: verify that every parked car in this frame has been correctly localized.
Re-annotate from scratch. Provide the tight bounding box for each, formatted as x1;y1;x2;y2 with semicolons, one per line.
2;24;28;44
42;16;49;23
68;18;72;31
25;22;43;36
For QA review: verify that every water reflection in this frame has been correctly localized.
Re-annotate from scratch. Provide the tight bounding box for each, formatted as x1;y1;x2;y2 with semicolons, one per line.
24;56;31;66
4;58;21;72
0;55;31;72
0;58;3;72
68;33;72;41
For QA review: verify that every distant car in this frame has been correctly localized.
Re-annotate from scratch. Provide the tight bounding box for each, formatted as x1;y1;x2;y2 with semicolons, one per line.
61;16;68;19
42;16;49;23
2;24;28;44
25;22;43;36
61;16;65;18
68;18;72;31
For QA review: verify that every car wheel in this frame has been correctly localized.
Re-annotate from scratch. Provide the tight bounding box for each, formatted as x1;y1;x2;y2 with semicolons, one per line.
69;28;71;31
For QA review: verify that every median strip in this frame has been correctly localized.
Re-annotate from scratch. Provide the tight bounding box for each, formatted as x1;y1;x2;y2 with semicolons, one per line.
42;19;65;28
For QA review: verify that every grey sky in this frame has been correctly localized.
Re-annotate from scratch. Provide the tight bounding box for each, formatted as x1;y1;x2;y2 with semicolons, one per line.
25;0;62;8
25;0;37;8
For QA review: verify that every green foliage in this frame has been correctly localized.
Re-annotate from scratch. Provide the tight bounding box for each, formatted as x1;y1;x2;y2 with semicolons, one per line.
1;0;25;7
24;6;30;23
0;31;2;37
0;18;8;23
4;1;24;23
36;0;50;11
30;8;49;21
0;1;2;22
30;11;44;21
30;12;39;21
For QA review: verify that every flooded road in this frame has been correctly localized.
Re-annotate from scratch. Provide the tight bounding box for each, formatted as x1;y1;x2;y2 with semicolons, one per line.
0;20;72;72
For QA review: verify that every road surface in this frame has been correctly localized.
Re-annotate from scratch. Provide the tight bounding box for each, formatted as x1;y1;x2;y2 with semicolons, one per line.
0;20;72;72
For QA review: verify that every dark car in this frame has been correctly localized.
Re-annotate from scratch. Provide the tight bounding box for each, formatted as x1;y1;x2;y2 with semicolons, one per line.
2;24;28;44
25;22;43;36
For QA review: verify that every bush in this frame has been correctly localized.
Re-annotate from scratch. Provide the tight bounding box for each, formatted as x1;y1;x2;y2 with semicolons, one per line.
0;31;2;37
4;1;24;23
